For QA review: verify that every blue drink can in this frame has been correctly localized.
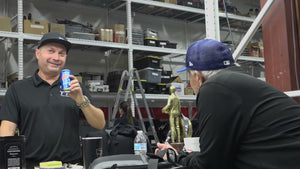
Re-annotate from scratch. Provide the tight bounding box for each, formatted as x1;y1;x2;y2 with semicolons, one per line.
60;69;71;92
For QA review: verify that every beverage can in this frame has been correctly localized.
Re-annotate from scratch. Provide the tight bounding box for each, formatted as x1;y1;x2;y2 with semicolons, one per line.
60;69;71;92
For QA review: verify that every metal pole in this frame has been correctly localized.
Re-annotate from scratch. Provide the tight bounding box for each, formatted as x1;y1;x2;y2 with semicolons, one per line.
233;0;275;61
126;0;135;113
205;0;220;41
17;0;23;80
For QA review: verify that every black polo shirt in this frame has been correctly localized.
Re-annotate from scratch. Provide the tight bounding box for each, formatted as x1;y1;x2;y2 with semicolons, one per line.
0;70;91;165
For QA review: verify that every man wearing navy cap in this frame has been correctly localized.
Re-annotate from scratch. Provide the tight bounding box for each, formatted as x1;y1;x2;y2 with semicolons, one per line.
156;39;300;169
0;32;106;168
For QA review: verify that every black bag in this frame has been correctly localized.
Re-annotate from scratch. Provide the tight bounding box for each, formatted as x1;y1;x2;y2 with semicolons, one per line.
86;124;137;156
89;149;188;169
108;123;137;155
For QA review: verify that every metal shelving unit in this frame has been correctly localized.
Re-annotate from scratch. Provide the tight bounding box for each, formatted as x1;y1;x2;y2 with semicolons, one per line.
0;0;262;100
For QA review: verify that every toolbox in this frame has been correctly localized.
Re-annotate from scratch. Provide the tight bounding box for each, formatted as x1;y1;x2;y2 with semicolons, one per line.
134;55;161;70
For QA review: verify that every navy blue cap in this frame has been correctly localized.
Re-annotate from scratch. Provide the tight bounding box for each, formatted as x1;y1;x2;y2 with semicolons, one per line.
37;32;71;53
177;39;234;72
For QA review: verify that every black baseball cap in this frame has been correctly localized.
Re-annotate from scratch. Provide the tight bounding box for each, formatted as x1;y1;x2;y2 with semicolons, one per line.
37;32;72;53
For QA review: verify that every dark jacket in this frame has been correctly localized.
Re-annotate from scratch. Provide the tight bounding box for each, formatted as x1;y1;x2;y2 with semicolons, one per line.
178;68;300;169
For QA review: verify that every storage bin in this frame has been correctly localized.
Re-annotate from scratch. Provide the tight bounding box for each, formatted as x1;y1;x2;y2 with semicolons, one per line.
134;55;161;70
145;82;157;93
134;79;146;92
177;0;202;8
144;28;158;40
166;42;177;49
161;70;172;83
138;67;162;83
134;80;159;94
144;39;157;47
156;40;169;48
156;83;169;94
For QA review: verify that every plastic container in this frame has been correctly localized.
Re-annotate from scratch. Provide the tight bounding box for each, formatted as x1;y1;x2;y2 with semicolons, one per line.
134;130;147;155
134;55;161;70
144;39;157;46
138;67;162;83
144;28;158;40
156;40;169;48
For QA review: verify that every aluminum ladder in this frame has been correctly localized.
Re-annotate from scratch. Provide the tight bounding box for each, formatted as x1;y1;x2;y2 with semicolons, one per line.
110;68;159;143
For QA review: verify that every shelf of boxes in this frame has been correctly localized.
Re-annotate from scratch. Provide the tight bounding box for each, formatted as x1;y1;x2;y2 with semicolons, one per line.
0;0;263;100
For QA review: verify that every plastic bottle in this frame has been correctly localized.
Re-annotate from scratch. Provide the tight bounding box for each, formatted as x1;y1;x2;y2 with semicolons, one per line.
134;130;147;155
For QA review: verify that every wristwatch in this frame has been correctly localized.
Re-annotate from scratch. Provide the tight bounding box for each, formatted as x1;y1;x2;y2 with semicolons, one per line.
77;95;90;109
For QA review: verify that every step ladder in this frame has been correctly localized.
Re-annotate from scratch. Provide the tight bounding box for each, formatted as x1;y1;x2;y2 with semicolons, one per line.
109;68;159;143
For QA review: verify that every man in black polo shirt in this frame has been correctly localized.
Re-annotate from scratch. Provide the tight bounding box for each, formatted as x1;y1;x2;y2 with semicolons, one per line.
156;39;300;169
0;32;106;168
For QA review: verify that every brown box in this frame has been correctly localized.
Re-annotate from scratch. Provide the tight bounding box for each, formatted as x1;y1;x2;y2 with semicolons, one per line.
49;23;65;36
99;28;113;42
0;16;11;31
157;0;177;4
184;86;194;95
75;75;83;83
24;19;49;35
109;24;126;43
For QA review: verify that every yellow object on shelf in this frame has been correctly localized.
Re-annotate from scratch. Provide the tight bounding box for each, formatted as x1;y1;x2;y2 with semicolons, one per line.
39;161;63;169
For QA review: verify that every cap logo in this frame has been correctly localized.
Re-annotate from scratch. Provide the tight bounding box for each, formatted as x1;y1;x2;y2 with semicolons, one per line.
58;37;65;40
189;61;193;67
223;60;231;65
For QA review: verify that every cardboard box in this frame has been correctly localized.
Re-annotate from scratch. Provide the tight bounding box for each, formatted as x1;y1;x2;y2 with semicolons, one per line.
167;82;185;96
184;86;194;95
109;24;126;43
0;16;11;31
49;23;65;36
157;0;177;4
171;76;183;83
99;28;113;42
24;19;49;35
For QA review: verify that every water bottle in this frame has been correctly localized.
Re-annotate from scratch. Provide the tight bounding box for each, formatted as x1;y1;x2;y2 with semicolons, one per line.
134;130;147;155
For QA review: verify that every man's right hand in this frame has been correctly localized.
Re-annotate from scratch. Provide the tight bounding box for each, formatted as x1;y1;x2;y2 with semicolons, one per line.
0;120;17;136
